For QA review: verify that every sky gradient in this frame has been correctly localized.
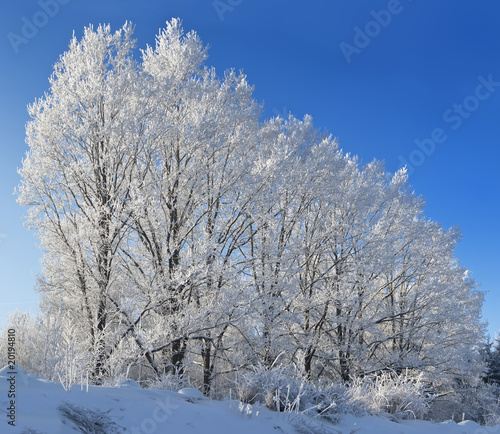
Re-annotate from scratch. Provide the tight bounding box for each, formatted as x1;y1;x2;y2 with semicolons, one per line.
0;0;499;339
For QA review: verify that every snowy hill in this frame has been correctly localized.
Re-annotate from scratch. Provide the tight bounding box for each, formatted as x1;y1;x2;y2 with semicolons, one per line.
0;365;496;433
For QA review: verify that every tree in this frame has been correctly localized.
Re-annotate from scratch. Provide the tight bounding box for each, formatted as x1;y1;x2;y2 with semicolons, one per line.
128;19;261;390
484;334;500;386
17;23;148;382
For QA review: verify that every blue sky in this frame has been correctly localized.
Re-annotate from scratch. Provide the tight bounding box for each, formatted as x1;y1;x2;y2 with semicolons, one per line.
0;0;499;339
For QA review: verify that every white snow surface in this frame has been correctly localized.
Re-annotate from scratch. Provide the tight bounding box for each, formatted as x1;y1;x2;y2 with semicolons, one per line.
0;365;497;433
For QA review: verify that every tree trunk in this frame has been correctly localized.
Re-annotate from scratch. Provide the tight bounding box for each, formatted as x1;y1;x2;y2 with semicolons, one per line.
339;349;350;383
171;337;186;376
304;345;315;379
201;338;212;396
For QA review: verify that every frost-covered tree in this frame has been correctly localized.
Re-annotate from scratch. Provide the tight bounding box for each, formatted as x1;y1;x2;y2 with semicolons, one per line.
123;20;261;390
17;23;147;382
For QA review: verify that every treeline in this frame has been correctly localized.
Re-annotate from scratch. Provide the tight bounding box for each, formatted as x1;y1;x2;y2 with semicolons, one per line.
13;20;484;399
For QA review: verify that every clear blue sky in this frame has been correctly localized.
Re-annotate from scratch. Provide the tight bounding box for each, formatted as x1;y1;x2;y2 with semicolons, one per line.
0;0;499;339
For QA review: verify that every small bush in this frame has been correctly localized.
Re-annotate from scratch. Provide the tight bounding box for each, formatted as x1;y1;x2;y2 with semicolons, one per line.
345;370;431;420
302;382;365;423
235;364;310;412
58;402;123;433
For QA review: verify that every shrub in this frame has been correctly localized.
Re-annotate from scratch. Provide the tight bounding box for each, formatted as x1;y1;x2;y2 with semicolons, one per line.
58;402;123;433
427;380;500;425
235;364;310;412
345;370;431;420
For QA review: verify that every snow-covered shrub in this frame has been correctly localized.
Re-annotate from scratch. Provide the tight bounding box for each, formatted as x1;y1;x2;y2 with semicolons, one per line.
0;309;92;385
0;310;52;377
235;364;310;412
58;402;123;433
300;386;354;424
427;380;500;425
472;384;500;426
345;371;431;420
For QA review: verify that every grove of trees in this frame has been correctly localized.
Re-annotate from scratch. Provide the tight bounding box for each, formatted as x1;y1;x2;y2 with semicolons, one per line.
11;19;489;415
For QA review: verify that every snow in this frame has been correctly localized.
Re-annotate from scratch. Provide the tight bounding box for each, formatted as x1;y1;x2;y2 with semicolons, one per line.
1;365;498;433
178;388;205;399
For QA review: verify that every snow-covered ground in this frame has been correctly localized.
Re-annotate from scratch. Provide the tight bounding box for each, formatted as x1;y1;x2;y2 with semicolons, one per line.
1;365;498;434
